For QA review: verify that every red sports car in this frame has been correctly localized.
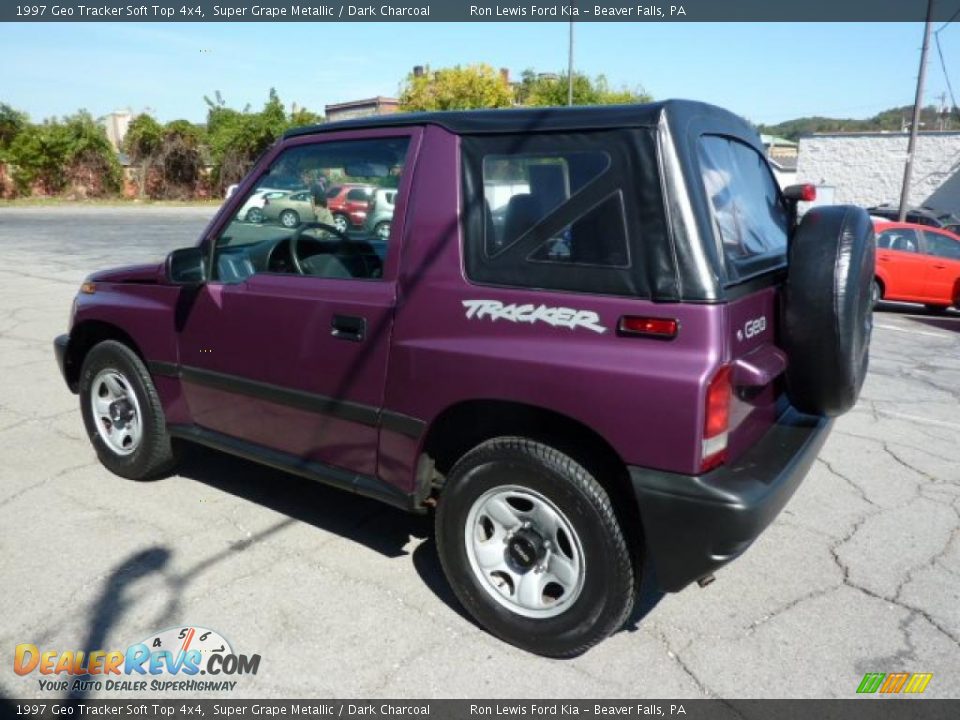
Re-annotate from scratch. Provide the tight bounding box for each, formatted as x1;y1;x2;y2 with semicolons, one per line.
872;220;960;312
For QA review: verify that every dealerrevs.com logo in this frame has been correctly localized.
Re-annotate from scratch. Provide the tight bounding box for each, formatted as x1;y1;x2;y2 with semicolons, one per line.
15;626;260;694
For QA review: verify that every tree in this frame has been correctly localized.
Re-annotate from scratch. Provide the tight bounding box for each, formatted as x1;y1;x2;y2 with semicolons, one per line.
758;104;960;141
517;70;651;107
60;111;123;197
0;103;27;157
398;64;513;111
157;119;205;198
7;111;120;197
124;114;163;198
205;88;307;193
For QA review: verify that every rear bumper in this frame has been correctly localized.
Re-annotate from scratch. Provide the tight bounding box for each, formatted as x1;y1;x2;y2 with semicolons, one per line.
54;334;76;392
629;406;833;592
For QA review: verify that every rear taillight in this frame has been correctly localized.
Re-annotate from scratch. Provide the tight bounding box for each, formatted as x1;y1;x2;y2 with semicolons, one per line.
701;365;732;472
618;316;679;339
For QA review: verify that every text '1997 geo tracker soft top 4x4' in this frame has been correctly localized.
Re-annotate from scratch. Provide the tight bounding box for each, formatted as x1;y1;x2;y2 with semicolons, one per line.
54;100;876;657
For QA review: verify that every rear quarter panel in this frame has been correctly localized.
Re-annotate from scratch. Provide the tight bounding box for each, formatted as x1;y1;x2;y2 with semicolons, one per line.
380;126;722;486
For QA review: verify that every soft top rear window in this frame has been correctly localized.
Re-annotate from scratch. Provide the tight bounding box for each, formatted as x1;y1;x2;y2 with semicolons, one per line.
698;135;788;283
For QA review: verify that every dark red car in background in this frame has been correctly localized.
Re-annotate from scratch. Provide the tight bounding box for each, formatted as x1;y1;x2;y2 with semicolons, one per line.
872;220;960;312
326;183;376;232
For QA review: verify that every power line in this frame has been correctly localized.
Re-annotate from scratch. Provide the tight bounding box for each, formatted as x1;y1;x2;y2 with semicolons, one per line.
934;13;959;110
934;31;958;110
935;2;960;33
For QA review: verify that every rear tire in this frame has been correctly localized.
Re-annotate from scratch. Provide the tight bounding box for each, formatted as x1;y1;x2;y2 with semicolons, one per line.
79;340;177;480
435;437;636;658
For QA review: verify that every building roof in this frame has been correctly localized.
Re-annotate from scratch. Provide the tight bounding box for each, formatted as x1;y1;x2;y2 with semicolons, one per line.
760;133;797;147
324;96;400;112
804;130;960;139
285;99;753;139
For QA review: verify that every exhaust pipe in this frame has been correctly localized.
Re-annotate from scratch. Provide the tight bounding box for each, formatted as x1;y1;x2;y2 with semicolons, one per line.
697;574;716;588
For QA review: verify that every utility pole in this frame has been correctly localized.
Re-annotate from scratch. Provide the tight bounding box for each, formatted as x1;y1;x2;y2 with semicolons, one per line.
899;0;934;221
567;17;575;106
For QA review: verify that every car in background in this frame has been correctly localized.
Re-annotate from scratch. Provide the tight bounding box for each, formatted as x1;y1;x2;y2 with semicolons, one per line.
872;220;960;312
327;184;375;232
365;188;397;240
868;204;960;236
237;190;291;223
262;190;314;228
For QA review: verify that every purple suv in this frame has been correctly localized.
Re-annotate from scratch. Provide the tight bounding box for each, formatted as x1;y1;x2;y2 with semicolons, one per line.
54;101;875;657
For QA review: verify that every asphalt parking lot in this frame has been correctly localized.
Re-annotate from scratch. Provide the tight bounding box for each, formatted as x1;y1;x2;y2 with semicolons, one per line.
0;205;958;700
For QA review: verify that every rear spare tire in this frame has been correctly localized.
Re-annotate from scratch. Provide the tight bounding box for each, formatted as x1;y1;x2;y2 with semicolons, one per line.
782;205;875;416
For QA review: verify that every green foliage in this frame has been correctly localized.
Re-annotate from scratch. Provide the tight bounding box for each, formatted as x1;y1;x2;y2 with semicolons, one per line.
398;64;514;111
7;111;120;196
0;103;27;159
123;114;163;162
289;107;324;128
758;105;960;141
205;88;316;191
517;70;652;107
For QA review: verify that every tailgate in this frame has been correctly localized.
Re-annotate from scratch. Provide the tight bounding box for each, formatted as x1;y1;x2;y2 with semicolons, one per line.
723;286;785;464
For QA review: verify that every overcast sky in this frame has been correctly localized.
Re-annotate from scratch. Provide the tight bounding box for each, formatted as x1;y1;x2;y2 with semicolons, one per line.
1;21;958;125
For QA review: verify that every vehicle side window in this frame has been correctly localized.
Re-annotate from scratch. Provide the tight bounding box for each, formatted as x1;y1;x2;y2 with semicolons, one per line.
212;137;409;284
877;229;919;253
924;232;960;260
698;135;788;282
346;188;372;201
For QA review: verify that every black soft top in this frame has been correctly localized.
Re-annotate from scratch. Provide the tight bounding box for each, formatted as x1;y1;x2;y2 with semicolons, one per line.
284;99;771;303
283;99;759;147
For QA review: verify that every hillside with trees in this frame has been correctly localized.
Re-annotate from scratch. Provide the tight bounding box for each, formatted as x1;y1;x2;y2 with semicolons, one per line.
759;104;960;141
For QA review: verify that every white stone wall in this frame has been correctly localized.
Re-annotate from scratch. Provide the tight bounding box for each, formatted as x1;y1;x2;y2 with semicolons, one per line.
796;133;960;214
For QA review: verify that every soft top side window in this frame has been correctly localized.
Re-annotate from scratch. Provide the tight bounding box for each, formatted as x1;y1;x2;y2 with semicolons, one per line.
698;135;788;283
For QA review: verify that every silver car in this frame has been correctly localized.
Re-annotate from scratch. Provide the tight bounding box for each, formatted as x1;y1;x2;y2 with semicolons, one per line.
365;188;397;240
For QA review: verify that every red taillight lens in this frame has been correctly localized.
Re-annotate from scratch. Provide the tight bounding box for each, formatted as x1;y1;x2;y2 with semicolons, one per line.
701;365;732;471
618;316;679;339
799;184;817;202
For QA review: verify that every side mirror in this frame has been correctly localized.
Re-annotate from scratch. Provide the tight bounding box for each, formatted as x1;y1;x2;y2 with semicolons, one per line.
166;246;207;285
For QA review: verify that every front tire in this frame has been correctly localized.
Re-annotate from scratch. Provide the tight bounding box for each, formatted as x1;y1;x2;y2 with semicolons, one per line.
435;437;636;658
79;340;177;480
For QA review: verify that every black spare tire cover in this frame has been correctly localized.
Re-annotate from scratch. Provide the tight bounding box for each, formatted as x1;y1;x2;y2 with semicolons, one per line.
782;205;875;416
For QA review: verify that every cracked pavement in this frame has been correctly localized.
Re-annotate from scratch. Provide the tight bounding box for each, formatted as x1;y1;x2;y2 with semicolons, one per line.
0;206;958;699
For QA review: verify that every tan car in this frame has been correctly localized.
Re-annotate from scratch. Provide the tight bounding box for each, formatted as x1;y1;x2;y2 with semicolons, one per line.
262;190;313;228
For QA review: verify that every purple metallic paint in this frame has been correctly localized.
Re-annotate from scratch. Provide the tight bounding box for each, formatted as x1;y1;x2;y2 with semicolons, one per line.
65;122;789;494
